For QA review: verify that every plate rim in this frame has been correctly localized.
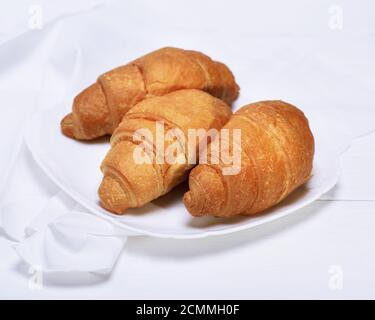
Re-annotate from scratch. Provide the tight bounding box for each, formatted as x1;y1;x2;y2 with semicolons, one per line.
24;108;340;239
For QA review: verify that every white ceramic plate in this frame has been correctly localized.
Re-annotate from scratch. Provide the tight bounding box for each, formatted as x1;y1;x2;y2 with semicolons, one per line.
25;105;339;239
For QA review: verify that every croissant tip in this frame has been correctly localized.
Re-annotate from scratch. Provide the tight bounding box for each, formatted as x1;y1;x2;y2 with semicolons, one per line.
183;190;204;217
99;175;130;215
61;113;75;139
183;191;193;211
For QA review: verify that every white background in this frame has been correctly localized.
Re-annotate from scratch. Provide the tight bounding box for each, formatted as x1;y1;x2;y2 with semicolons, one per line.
0;0;375;299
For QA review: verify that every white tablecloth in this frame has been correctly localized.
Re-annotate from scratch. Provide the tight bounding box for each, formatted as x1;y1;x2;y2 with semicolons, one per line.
1;0;375;299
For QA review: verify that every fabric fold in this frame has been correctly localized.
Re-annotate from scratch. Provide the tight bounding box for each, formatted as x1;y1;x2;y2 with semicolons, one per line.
1;190;128;274
15;210;128;274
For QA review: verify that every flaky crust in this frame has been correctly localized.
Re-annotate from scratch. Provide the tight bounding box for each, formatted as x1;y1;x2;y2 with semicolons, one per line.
183;100;315;217
61;47;239;140
99;89;232;214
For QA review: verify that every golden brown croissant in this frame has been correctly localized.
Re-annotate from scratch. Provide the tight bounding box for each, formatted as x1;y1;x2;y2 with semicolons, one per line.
99;89;232;214
183;100;315;217
61;47;239;140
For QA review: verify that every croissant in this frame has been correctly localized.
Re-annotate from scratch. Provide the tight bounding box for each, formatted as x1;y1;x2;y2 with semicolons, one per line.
183;100;315;217
61;47;239;140
99;89;232;214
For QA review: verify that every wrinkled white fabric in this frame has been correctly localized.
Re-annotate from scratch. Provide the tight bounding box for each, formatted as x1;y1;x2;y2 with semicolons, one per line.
0;0;375;275
15;210;128;274
0;191;128;274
